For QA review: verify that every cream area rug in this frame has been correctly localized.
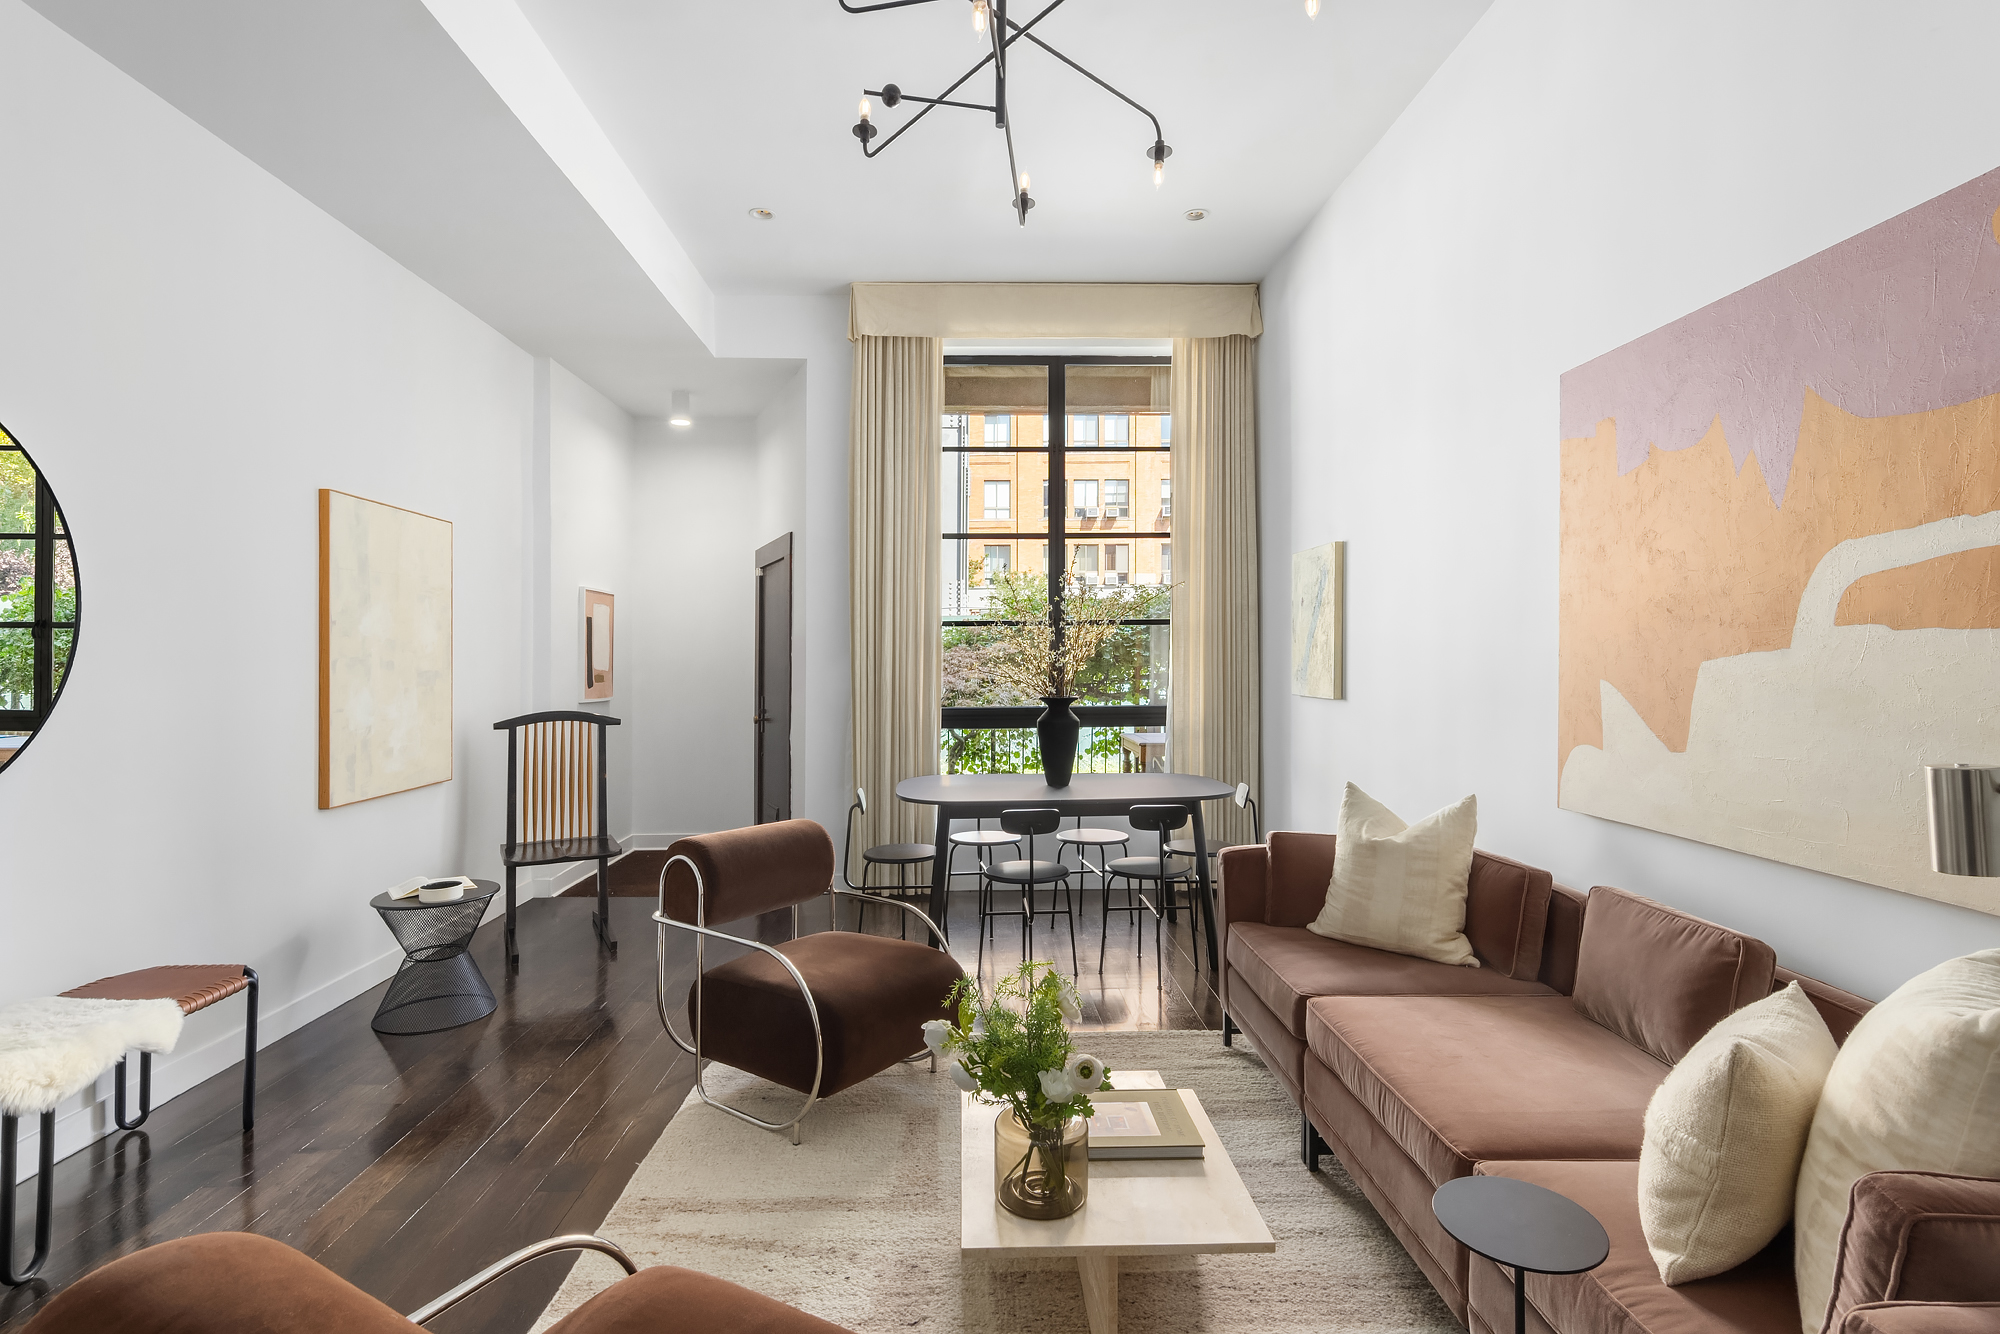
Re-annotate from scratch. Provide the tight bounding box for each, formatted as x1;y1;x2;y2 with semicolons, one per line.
534;1031;1455;1333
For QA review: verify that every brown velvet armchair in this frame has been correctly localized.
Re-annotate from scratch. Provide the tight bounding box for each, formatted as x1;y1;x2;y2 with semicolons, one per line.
655;819;965;1144
1822;1171;2000;1334
23;1231;850;1333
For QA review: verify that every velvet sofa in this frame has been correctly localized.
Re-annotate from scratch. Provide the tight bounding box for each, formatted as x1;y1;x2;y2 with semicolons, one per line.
1217;832;2000;1334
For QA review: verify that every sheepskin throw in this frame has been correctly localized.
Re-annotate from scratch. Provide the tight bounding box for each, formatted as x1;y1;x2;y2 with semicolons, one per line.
0;997;184;1116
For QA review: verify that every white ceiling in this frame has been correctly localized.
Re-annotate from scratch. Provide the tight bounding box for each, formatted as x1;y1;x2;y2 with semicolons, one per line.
515;0;1493;294
25;0;1490;416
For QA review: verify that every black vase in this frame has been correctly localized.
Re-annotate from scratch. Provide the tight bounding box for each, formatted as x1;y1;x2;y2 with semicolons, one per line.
1036;696;1081;788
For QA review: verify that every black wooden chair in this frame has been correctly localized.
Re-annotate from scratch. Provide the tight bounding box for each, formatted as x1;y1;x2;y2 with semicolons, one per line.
495;711;622;973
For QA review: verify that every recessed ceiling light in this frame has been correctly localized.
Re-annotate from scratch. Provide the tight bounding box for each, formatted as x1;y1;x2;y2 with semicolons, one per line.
748;208;774;221
1185;209;1208;222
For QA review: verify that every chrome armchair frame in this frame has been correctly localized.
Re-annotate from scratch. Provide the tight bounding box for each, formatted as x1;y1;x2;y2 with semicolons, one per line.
653;853;948;1145
407;1233;636;1324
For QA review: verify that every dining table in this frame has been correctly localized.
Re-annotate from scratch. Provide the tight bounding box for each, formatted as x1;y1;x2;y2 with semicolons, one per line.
894;772;1239;973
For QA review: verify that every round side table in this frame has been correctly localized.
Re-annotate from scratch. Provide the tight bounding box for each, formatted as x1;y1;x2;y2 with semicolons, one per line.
369;881;501;1035
1432;1175;1609;1334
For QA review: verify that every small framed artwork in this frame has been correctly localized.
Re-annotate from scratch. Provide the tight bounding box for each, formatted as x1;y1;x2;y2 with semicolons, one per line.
581;588;615;701
319;489;453;808
1291;541;1344;700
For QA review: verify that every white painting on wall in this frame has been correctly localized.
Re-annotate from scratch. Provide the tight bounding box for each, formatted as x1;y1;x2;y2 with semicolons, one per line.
319;489;453;809
1291;541;1345;700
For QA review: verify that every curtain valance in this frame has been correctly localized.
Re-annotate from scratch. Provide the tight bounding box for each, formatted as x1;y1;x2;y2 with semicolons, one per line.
848;283;1261;341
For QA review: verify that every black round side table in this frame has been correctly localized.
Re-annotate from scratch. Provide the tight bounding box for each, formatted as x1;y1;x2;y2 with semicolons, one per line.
1432;1175;1610;1334
369;881;501;1035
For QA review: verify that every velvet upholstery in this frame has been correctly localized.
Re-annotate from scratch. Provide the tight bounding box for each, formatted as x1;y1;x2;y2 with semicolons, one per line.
1571;887;1778;1065
1468;1161;1799;1334
1820;1171;2000;1333
689;931;962;1096
1229;921;1553;1038
1839;1305;2000;1334
1306;994;1669;1184
660;820;835;925
1541;883;1589;996
1775;967;1874;1047
1225;966;1307;1103
1462;849;1554;980
1265;831;1339;926
21;1234;854;1334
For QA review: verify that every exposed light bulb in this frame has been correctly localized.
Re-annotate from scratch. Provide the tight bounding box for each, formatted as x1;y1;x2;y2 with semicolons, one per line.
1153;159;1165;188
972;0;988;35
857;96;872;122
1305;0;1319;15
1019;172;1030;193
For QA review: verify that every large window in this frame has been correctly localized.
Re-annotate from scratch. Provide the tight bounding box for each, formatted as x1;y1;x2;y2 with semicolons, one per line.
0;425;80;770
939;357;1171;775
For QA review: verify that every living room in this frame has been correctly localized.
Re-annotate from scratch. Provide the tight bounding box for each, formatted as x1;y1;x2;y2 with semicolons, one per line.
2;2;1997;1333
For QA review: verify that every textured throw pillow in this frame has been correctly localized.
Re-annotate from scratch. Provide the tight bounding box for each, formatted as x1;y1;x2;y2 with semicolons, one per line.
1794;950;2000;1334
1307;783;1478;967
1638;982;1838;1285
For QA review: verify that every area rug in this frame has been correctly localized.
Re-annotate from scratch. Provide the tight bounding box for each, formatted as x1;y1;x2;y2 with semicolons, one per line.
533;1031;1455;1333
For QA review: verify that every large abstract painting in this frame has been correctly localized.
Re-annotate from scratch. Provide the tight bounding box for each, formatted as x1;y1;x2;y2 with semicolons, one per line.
1559;167;2000;915
319;489;453;809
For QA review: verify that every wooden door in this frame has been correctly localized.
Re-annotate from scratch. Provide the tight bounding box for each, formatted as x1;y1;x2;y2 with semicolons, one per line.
753;534;793;824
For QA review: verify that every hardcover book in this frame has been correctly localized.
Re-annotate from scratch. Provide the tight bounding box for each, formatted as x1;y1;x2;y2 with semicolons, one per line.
1086;1087;1206;1159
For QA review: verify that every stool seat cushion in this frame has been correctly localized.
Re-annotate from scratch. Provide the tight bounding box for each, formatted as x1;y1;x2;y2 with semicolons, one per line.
1108;856;1189;879
62;964;250;1015
691;932;964;1097
986;859;1071;884
862;842;935;864
0;997;185;1116
950;830;1020;846
1058;829;1130;846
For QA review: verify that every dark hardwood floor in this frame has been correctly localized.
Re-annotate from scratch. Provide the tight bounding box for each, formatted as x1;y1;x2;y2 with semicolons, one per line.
1;878;1221;1333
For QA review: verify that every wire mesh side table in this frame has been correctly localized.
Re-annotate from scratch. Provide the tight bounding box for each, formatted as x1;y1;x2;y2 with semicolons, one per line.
369;882;501;1035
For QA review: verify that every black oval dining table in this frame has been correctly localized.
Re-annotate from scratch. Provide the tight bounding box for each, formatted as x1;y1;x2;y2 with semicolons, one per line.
894;773;1238;971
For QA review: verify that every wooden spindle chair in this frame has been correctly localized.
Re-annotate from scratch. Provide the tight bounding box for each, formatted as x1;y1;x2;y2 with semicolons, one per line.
495;711;622;973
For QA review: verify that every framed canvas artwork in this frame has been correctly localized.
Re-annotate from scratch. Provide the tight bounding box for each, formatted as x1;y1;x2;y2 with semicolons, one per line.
1291;541;1345;700
581;588;615;702
318;489;453;809
1559;166;2000;915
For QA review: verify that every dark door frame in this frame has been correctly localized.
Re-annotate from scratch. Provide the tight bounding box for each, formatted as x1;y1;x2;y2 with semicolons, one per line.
753;533;794;824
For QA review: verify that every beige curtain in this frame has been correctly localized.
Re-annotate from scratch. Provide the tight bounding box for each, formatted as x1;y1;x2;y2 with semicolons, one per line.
850;283;1261;340
1168;335;1261;847
850;336;943;851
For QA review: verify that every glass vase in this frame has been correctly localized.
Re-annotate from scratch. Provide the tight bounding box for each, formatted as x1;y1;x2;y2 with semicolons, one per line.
994;1109;1088;1219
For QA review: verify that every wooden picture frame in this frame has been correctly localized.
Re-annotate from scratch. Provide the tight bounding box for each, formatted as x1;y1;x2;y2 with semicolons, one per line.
319;489;454;809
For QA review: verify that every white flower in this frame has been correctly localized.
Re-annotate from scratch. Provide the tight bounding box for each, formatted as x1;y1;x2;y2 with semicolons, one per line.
921;1019;954;1054
1039;1068;1082;1101
1065;1054;1104;1090
1057;987;1082;1023
948;1061;980;1093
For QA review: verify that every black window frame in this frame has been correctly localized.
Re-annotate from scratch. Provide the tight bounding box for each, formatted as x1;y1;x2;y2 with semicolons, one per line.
0;427;81;750
941;354;1170;735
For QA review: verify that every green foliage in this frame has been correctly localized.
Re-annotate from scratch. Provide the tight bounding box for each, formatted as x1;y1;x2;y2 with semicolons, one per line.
937;963;1110;1129
0;579;75;708
0;450;33;534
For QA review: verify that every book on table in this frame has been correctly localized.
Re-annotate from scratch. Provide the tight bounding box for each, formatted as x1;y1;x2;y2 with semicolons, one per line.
387;875;476;901
1086;1087;1206;1159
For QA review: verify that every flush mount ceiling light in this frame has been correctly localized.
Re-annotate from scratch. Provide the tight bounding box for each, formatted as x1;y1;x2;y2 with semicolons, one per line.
748;207;775;220
842;0;1176;227
669;390;694;429
1185;208;1208;221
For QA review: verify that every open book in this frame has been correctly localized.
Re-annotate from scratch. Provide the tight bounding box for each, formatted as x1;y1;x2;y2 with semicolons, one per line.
387;876;477;901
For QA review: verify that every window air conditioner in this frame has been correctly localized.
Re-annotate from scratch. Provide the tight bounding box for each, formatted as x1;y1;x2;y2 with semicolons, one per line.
1073;507;1099;518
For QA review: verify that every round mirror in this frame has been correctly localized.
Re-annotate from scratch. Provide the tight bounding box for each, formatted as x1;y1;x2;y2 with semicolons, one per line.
1;423;80;771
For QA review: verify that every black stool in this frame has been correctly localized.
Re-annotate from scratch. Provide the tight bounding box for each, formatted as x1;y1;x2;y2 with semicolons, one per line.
842;788;936;939
979;808;1077;975
1103;804;1196;976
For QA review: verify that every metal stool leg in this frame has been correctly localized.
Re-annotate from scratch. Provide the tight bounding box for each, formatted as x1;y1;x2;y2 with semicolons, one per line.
242;967;259;1131
1;1111;54;1285
113;1052;152;1130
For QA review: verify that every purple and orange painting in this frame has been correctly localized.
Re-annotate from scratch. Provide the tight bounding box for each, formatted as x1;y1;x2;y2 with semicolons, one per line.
1558;167;2000;914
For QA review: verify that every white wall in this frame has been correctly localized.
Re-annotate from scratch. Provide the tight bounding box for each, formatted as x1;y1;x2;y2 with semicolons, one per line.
625;417;758;836
1257;0;2000;1000
0;0;536;1169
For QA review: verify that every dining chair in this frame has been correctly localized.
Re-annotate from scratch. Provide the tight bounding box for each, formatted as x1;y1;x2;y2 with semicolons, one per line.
1104;804;1195;977
494;711;623;973
1166;781;1259;862
978;808;1078;975
1055;818;1130;904
946;820;1020;927
841;788;936;938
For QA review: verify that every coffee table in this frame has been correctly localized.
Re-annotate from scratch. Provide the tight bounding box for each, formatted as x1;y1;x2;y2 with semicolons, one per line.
960;1071;1275;1334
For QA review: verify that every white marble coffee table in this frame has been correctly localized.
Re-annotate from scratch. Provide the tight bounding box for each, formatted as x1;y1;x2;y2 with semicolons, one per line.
959;1071;1276;1334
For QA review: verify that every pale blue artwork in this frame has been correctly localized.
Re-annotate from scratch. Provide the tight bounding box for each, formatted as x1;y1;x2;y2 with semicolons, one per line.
1291;542;1344;699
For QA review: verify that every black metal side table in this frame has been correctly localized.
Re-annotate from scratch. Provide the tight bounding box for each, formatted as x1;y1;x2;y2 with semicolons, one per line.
1432;1174;1610;1334
369;881;501;1035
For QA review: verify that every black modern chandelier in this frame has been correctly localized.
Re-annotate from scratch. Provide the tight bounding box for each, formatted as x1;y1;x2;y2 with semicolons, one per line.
840;0;1176;228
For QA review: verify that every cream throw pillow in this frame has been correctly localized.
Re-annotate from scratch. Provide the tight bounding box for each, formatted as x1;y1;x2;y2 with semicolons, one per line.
1793;949;2000;1334
1638;982;1837;1285
1307;783;1478;967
